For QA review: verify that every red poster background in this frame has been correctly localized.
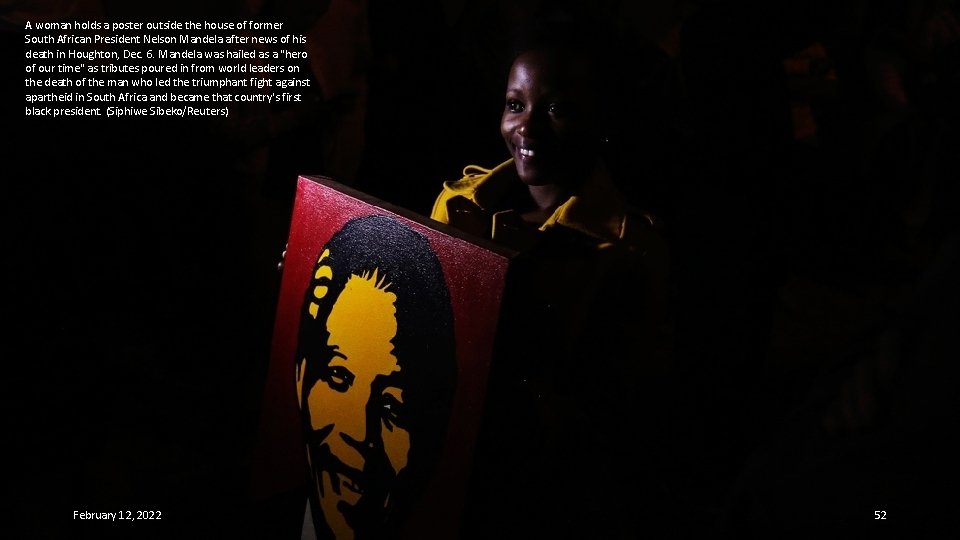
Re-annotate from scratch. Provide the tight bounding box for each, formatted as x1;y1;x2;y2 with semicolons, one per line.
251;176;513;537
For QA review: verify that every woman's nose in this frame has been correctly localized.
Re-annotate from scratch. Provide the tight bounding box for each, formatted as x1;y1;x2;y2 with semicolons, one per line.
517;110;545;137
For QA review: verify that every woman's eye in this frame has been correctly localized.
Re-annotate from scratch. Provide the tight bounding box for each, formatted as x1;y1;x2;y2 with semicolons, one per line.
547;102;565;115
506;99;524;113
322;365;354;392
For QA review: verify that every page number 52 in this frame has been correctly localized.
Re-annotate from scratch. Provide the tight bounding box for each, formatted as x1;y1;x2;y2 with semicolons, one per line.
875;511;887;520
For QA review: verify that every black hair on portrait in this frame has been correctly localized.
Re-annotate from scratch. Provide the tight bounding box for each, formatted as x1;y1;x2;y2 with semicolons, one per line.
296;214;457;536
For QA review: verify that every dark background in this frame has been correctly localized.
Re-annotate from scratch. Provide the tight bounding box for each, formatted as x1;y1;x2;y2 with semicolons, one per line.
5;0;959;538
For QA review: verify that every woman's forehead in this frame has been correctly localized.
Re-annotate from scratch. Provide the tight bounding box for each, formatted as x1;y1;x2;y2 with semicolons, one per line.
508;49;596;90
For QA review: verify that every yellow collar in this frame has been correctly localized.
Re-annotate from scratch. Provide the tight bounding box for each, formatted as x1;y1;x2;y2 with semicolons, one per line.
446;158;629;242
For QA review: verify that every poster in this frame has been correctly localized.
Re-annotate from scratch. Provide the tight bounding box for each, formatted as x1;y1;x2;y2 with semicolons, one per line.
252;175;513;539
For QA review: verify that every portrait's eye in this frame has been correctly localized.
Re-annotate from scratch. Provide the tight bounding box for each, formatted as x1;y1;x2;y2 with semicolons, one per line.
321;365;354;392
506;99;524;113
380;391;406;431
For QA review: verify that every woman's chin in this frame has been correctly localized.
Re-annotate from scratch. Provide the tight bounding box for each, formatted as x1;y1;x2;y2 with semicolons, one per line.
514;158;589;188
515;165;548;186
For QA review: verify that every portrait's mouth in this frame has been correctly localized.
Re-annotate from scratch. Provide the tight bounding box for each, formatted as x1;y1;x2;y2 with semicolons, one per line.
323;456;367;507
307;440;367;506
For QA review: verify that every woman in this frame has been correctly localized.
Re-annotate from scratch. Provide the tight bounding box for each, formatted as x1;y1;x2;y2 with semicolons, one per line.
431;11;672;538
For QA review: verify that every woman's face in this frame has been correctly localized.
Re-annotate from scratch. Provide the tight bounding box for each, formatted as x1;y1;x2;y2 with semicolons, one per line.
501;49;602;187
299;270;410;539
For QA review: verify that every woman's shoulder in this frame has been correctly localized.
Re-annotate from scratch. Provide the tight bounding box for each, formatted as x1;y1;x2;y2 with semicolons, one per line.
621;205;669;259
444;160;516;194
620;206;667;246
431;159;516;223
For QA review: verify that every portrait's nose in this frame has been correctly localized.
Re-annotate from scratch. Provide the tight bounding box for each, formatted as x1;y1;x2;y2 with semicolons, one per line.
323;387;372;471
339;397;368;449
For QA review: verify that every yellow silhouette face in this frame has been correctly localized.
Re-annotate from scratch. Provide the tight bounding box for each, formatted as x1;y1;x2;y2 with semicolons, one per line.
299;269;410;539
